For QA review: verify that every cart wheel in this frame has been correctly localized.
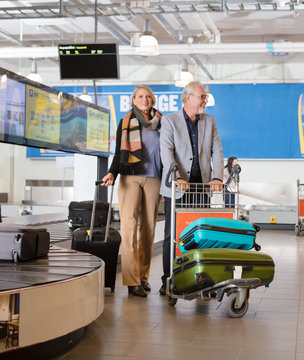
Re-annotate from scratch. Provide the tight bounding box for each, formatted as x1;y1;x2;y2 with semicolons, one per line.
254;244;261;251
168;296;177;307
226;292;248;318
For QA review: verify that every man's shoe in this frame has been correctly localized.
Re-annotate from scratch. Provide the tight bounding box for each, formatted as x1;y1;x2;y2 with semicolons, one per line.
141;281;151;291
159;284;166;296
128;285;147;297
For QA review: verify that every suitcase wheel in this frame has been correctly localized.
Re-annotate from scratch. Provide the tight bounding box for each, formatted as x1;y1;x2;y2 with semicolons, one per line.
254;243;261;251
253;224;260;232
13;251;19;263
226;292;249;318
168;296;177;307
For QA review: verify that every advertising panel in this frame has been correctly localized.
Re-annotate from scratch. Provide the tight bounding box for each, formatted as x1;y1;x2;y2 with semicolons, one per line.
57;83;304;159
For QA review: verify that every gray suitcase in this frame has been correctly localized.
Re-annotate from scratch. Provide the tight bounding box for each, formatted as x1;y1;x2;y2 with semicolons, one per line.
0;224;50;262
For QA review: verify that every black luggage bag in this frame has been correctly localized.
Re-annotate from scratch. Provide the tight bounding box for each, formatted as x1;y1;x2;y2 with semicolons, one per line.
68;200;109;229
0;223;50;262
71;182;121;292
72;227;121;291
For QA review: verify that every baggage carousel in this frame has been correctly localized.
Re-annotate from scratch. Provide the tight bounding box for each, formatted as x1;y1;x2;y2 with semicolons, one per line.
0;214;105;360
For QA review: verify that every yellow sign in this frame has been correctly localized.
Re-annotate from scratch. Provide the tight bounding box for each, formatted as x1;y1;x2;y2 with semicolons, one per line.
270;217;277;224
86;107;109;152
25;85;60;144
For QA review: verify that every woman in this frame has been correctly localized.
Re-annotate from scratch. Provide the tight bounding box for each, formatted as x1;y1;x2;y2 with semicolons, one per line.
223;156;238;208
102;85;162;297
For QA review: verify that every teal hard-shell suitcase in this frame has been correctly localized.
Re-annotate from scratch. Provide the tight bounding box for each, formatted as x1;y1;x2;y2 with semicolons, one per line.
178;217;261;253
172;248;275;295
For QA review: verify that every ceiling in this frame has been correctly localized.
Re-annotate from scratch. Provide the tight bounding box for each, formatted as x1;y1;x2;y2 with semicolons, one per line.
0;0;303;83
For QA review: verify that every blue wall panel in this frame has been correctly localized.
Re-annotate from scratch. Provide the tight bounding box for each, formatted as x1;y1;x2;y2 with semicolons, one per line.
56;83;304;159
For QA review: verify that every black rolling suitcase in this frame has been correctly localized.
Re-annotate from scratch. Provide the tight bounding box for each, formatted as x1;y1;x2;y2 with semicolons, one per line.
68;200;109;230
71;181;121;292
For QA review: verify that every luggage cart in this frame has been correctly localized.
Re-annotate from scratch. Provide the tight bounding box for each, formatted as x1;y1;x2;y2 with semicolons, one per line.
296;179;304;236
165;163;273;318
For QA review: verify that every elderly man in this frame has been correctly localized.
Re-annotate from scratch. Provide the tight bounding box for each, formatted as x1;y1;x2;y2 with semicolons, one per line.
159;80;224;295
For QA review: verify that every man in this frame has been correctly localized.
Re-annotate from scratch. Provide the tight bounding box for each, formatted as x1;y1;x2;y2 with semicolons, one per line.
159;80;224;295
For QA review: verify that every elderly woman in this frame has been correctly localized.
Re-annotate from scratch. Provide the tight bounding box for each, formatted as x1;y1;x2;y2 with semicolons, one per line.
102;85;162;297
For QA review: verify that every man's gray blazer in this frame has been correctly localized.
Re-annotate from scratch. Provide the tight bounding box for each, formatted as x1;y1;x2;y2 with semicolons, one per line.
160;109;224;199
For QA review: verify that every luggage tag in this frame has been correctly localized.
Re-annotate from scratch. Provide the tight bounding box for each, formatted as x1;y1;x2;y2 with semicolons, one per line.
233;266;243;279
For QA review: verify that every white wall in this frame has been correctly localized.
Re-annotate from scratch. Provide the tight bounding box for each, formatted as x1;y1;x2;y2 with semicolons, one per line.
0;143;73;203
73;154;97;201
237;159;303;206
0;143;303;207
34;61;304;86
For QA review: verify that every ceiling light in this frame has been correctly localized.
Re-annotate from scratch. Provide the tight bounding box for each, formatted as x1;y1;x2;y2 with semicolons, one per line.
79;86;93;103
135;19;159;56
174;59;193;87
205;84;215;107
26;59;42;83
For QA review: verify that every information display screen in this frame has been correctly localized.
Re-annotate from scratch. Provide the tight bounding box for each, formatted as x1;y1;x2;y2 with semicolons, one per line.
86;106;109;153
58;43;119;80
25;85;61;148
60;93;87;152
0;67;110;157
0;75;25;144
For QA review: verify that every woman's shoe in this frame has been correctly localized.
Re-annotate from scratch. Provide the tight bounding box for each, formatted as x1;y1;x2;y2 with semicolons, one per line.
141;281;151;291
128;285;147;297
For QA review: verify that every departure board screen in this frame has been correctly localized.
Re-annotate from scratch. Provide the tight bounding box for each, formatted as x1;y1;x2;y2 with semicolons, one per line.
58;43;119;79
0;75;25;144
25;85;61;148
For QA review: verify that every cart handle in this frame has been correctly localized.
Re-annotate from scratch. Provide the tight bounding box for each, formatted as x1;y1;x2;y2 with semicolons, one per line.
165;162;178;188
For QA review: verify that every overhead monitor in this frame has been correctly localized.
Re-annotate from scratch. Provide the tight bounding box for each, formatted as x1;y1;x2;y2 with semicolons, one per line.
58;43;119;80
0;67;110;157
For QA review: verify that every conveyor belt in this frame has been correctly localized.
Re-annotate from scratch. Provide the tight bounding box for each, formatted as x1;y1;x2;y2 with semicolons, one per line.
45;221;73;243
0;246;102;291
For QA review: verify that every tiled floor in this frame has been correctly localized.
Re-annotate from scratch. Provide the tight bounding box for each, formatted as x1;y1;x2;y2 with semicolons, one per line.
55;229;304;360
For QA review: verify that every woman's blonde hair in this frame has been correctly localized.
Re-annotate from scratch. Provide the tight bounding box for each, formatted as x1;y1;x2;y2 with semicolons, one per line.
131;85;156;107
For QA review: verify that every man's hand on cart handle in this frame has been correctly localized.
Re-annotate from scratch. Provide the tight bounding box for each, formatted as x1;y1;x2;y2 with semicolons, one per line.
101;173;114;186
176;179;189;192
209;179;223;192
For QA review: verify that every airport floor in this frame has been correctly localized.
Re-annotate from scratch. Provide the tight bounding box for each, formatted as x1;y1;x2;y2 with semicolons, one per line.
54;229;304;360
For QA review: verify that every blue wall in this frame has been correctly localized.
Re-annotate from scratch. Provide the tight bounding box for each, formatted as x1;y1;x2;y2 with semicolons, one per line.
56;83;304;159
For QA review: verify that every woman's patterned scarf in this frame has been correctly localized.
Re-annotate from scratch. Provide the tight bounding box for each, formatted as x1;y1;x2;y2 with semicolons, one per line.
120;105;162;164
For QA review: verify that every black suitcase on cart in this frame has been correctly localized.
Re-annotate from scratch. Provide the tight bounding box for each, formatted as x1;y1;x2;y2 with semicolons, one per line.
68;200;109;229
71;182;121;292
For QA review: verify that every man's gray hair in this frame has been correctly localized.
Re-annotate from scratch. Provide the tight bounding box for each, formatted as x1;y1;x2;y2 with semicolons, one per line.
181;81;204;103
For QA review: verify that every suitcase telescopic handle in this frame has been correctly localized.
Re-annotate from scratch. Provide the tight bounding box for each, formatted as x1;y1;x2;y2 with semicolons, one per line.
89;183;114;243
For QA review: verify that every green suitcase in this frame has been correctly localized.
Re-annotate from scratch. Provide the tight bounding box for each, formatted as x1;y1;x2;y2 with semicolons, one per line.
172;248;275;295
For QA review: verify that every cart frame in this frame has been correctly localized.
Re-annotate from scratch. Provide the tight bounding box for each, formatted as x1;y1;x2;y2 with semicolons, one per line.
165;163;263;318
296;179;304;236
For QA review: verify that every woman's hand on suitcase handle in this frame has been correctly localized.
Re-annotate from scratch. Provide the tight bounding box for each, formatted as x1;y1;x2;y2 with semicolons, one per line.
101;173;114;186
177;179;189;192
